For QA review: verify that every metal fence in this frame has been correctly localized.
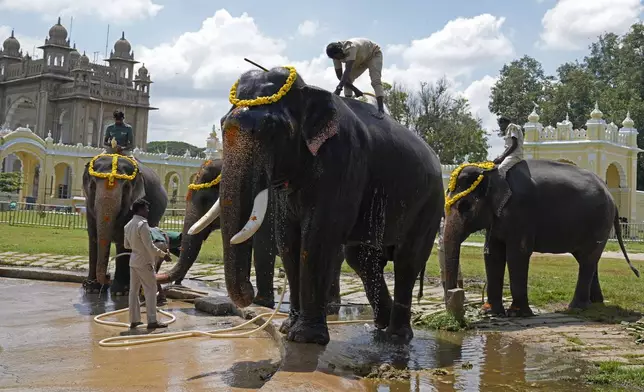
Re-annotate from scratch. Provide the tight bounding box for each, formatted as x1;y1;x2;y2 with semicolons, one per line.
0;201;185;231
1;200;643;242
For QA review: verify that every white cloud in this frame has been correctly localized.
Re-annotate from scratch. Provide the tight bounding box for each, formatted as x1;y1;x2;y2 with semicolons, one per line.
539;0;643;50
0;0;163;22
461;75;505;159
0;26;45;59
399;14;514;78
139;10;513;151
297;20;319;37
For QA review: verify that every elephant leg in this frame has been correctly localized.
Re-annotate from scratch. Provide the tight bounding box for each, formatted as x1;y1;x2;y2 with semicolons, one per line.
287;240;341;346
276;220;301;335
590;270;604;304
110;242;131;296
345;244;392;330
482;237;507;316
505;242;534;318
326;248;344;315
83;214;104;293
252;223;276;308
569;248;602;310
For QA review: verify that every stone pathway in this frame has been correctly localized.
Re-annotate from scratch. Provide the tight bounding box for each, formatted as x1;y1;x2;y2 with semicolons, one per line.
1;249;644;370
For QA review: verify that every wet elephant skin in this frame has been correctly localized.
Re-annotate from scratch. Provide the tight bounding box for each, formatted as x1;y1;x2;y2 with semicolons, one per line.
159;158;342;310
214;67;444;345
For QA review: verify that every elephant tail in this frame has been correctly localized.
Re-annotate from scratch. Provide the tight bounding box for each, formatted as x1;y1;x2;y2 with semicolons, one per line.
417;263;426;303
614;208;640;278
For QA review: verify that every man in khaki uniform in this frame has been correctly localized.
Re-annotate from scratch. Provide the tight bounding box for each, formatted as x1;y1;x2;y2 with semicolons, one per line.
326;38;385;117
124;199;169;329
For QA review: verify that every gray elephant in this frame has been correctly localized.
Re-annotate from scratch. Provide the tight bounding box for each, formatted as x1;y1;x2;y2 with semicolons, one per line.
191;66;444;345
157;158;345;310
443;159;640;317
82;153;168;295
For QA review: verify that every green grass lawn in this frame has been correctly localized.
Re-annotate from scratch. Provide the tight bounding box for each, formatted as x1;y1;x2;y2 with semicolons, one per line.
1;225;643;314
464;233;644;254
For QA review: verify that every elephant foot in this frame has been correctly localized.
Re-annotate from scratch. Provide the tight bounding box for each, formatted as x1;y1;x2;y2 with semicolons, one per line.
82;279;107;294
373;311;391;330
287;318;330;346
252;295;275;309
279;310;299;334
173;280;183;286
110;281;129;296
157;295;168;307
386;323;414;343
590;292;604;304
568;299;592;311
506;304;535;318
480;302;506;317
326;301;341;316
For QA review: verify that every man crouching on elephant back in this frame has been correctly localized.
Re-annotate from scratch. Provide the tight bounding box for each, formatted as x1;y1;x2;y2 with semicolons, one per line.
492;115;524;215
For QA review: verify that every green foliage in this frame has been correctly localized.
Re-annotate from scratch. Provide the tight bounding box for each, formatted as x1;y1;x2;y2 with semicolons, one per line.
413;311;471;332
383;79;489;164
146;141;205;158
0;172;22;193
489;23;644;189
585;361;644;388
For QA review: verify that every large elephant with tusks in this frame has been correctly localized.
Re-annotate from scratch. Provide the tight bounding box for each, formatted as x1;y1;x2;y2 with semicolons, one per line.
443;159;640;316
159;158;343;311
190;66;444;345
82;153;168;294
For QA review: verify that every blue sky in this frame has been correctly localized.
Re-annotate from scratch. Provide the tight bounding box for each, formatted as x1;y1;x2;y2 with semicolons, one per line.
1;0;642;158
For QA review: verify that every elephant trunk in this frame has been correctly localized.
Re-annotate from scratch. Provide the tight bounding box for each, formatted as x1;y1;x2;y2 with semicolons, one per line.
219;126;256;308
95;194;121;285
159;205;215;284
443;212;465;294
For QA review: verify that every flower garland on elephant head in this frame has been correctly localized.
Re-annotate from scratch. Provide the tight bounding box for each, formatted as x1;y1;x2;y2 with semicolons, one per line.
444;161;496;215
88;153;139;190
186;160;222;201
228;65;297;107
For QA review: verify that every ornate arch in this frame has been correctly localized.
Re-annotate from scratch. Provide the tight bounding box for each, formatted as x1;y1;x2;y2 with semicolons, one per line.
5;96;37;130
606;161;627;188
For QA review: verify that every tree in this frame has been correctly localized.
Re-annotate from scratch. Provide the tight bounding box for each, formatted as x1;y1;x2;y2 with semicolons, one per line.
489;55;554;125
0;172;22;193
146;141;205;158
383;78;489;164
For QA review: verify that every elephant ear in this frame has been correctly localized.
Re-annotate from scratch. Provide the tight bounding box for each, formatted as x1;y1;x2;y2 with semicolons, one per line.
299;85;339;156
485;169;512;217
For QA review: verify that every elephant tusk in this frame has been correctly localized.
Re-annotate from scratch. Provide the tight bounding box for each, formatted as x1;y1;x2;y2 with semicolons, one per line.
230;188;268;245
188;198;221;235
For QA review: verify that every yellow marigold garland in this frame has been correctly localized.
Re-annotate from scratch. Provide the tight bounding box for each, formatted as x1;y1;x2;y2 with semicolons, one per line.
444;161;496;214
88;153;138;189
185;160;222;201
229;66;297;107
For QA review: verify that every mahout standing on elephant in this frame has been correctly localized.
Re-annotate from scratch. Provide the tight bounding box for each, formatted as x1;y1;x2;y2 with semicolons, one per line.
191;65;444;345
443;158;640;318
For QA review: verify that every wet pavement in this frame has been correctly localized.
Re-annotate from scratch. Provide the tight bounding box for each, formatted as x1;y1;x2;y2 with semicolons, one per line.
0;278;280;392
0;277;598;392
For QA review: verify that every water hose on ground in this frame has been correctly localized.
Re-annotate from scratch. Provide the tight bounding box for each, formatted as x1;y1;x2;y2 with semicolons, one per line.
95;253;484;348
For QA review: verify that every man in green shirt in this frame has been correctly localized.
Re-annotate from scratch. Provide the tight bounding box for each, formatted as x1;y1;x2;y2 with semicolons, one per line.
104;110;134;154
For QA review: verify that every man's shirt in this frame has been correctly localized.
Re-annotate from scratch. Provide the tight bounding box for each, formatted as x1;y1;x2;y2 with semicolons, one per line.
332;38;380;69
104;122;133;148
124;215;166;268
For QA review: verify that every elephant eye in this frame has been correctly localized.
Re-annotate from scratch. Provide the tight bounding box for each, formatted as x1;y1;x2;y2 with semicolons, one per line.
457;199;471;214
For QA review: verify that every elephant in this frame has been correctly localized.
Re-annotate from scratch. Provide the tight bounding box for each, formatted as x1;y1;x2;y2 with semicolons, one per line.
443;159;640;317
82;153;168;295
156;158;348;310
191;66;444;345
